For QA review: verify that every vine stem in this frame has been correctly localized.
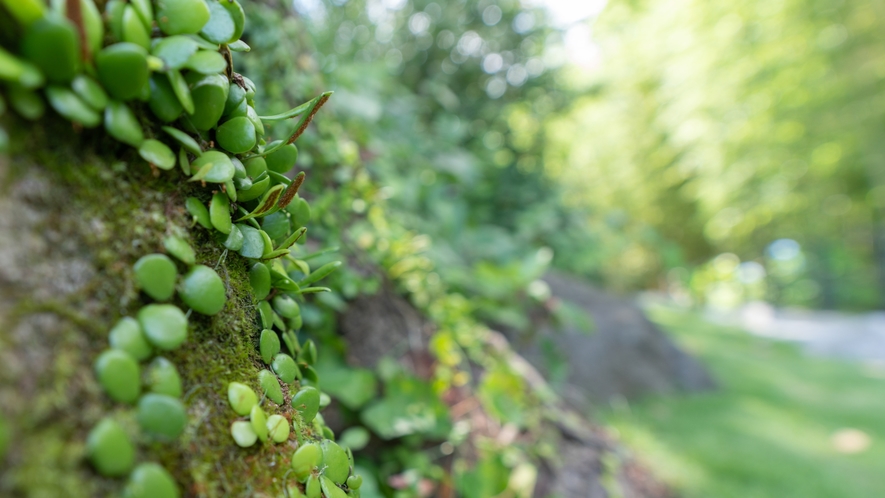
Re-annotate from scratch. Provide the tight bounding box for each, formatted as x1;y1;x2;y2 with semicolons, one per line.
64;0;88;60
215;248;229;270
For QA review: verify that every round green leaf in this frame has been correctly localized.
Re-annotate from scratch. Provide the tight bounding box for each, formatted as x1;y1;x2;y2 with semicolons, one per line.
223;83;246;116
291;386;320;424
21;16;79;84
265;143;298;174
137;393;187;438
81;0;104;57
250;404;269;442
229;40;250;52
338;427;370;451
122;5;151;49
123;462;180;498
287;197;311;228
236;175;270;202
291;442;321;482
246;103;265;137
224;178;238;202
104;101;144;147
148;74;184;123
186;72;228;130
209;192;231;234
218;223;244;251
249;262;271;300
133;254;177;301
260;212;290;240
216;116;256;154
272;295;300;319
244;156;267;177
45;86;100;127
0;48;43;89
151;35;198;70
147;357;182;397
86;418;135;477
179;148;191;174
199;0;235;44
258;369;283;405
7;85;44;120
227;381;257;415
106;0;126;40
259;229;274;257
155;0;211;35
231;420;257;447
232;155;248;179
298;339;317;365
257;301;274;330
167;69;194;114
184;50;227;74
272;353;299;384
346;475;363;490
139;139;176;170
130;0;154;30
222;0;246;43
163;235;196;265
179;265;226;315
95;43;149;101
191;150;234;183
185;196;212;229
321;475;348;498
224;95;248;120
266;414;290;443
71;75;108;111
162;126;202;155
95;349;141;404
321;440;350;484
259;329;280;364
238;224;265;259
137;304;188;350
302;365;319;384
109;316;152;361
305;475;321;498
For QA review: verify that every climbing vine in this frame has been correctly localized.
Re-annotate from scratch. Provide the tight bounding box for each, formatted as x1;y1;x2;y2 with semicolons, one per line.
0;0;361;496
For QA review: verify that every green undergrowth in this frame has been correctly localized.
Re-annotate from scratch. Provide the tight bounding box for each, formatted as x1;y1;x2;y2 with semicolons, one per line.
1;116;289;496
598;306;885;498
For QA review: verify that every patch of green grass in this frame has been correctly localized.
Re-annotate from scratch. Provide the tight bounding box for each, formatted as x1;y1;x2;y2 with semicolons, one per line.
597;306;885;498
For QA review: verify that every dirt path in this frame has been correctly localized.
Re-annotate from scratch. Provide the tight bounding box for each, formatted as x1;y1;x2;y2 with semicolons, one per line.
701;301;885;363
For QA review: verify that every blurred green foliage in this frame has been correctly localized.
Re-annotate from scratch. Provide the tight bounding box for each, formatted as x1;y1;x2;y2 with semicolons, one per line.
237;2;552;495
230;0;885;493
298;0;578;322
550;0;885;309
262;0;885;312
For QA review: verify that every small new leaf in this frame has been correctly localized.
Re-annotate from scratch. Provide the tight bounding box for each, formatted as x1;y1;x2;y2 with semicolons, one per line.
294;287;331;295
260;248;291;261
235;184;284;221
275;227;306;251
298;261;341;287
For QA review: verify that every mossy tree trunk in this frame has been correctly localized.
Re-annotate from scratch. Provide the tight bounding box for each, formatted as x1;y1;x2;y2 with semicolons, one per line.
0;116;295;497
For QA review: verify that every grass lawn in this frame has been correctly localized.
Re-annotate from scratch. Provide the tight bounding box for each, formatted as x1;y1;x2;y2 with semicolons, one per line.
597;306;885;498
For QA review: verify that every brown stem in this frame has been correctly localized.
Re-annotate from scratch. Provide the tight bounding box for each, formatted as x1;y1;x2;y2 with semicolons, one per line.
65;0;89;61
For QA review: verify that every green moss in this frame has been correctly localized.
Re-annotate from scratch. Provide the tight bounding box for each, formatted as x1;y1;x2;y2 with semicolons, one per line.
0;115;309;496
